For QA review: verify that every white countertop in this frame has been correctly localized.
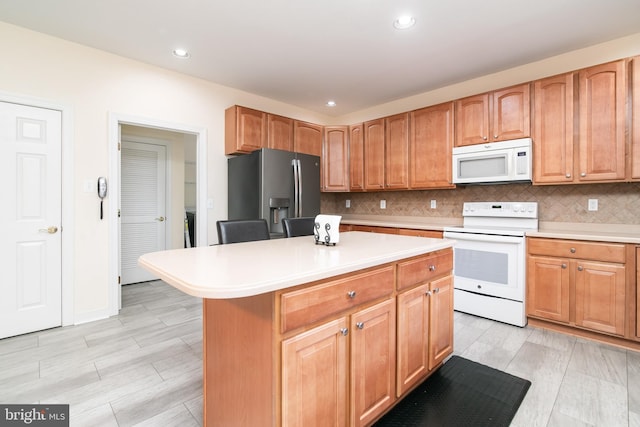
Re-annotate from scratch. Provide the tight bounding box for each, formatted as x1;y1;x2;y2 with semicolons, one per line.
138;231;454;299
529;222;640;244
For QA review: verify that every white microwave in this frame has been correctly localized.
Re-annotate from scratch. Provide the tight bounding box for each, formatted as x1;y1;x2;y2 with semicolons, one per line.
452;138;532;184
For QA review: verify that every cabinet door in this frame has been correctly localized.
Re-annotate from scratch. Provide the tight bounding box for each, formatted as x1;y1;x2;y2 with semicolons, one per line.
294;120;323;157
350;225;398;235
225;106;266;155
364;118;385;190
349;124;365;191
632;57;640;180
282;317;349;427
455;93;490;146
491;83;531;142
428;275;453;370
575;260;626;336
410;102;455;189
323;126;349;192
578;60;626;182
533;74;575;183
351;299;396;427
526;255;570;323
397;228;443;239
267;114;294;151
384;113;409;189
396;283;429;396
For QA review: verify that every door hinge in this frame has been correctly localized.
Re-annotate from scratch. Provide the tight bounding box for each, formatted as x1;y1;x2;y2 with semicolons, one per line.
118;276;121;284
118;142;121;151
118;209;121;218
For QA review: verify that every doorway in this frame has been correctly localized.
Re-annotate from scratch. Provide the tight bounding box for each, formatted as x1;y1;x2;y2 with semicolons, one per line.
108;114;207;315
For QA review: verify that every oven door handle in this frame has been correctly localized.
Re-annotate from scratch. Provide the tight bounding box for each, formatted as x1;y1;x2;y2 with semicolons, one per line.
443;232;524;244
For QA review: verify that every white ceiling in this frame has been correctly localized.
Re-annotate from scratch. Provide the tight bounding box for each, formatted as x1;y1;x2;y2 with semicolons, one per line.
1;0;640;116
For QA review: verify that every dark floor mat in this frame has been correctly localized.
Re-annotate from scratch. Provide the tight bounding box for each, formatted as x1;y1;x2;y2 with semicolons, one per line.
374;356;531;427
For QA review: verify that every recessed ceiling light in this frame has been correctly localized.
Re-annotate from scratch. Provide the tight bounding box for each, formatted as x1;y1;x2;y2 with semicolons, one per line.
172;48;190;58
393;15;415;30
326;101;336;107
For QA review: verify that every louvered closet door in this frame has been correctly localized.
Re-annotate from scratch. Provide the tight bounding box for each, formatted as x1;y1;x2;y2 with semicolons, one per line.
121;140;167;284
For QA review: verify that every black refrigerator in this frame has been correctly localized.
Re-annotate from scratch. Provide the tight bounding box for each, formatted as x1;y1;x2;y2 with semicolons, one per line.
227;148;321;238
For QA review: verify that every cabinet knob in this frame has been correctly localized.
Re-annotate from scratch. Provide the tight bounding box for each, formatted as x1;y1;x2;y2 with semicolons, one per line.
425;290;432;296
494;135;498;139
570;247;576;253
347;290;356;299
340;328;349;336
356;322;364;330
428;265;436;272
581;172;586;177
577;266;583;271
483;136;488;140
565;173;571;178
433;288;440;294
562;263;567;269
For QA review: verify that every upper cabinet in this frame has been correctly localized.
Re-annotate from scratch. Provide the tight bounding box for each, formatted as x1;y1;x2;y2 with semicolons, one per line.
577;60;626;182
364;118;385;190
409;102;455;189
267;114;294;151
294;120;323;157
385;113;409;190
532;72;575;184
349;124;365;191
225;106;267;155
455;83;530;147
322;126;349;192
630;56;640;180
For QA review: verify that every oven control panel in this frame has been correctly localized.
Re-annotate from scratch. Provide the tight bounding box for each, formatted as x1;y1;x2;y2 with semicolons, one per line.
462;202;538;218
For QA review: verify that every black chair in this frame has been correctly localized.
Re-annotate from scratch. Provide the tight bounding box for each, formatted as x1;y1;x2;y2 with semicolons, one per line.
282;217;316;238
216;219;270;244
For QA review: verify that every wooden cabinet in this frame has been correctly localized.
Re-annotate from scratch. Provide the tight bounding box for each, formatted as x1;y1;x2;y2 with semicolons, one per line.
267;114;294;151
527;238;627;336
364;118;385;190
225;105;266;155
409;102;455;189
323;126;349;192
396;250;453;396
455;83;530;147
282;299;397;427
281;265;396;427
385;113;409;189
532;72;575;184
631;56;640;180
637;247;640;339
349;124;365;191
577;60;627;182
294;120;323;156
350;225;398;235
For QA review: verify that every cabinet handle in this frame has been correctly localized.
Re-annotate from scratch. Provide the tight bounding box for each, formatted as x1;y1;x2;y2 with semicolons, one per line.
570;247;576;253
577;266;583;271
356;322;364;330
428;265;436;272
347;290;356;299
562;263;567;269
340;328;349;336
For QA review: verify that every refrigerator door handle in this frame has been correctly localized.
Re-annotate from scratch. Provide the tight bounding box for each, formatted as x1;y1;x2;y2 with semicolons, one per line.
297;159;303;217
292;159;300;218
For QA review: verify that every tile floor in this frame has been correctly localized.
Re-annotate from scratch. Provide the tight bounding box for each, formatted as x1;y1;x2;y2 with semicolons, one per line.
0;280;638;426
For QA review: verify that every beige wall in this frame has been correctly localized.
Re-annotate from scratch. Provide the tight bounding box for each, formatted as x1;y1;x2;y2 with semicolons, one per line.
1;19;639;323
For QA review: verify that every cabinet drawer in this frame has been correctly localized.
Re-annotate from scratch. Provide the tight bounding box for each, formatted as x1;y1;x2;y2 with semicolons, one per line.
528;238;625;263
281;265;395;333
397;249;453;291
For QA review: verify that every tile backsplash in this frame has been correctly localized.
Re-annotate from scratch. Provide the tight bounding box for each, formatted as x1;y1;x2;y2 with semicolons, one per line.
321;182;640;224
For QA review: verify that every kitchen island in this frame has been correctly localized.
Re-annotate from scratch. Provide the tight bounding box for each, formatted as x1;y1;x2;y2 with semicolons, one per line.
139;231;455;426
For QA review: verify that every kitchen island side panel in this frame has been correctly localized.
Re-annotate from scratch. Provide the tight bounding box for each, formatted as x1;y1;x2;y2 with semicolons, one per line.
203;293;276;426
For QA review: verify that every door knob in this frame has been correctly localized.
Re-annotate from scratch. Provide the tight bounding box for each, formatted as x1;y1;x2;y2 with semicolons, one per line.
155;216;165;222
39;226;58;234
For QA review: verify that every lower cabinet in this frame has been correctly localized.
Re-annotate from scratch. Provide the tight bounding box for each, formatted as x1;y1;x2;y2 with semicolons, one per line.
527;238;627;337
396;274;453;396
282;299;396;427
280;249;453;426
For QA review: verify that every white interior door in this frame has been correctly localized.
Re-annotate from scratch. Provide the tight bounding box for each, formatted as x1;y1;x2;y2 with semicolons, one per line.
120;140;167;284
0;101;62;339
